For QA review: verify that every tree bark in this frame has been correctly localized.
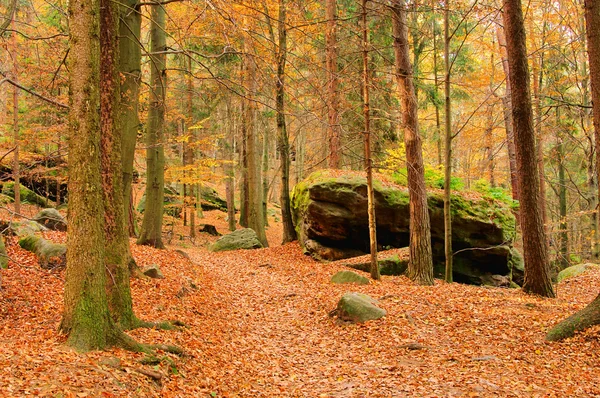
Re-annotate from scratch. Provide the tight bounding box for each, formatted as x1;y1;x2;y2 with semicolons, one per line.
546;293;600;341
496;26;520;204
118;0;142;238
11;15;20;214
60;0;121;350
326;0;341;168
100;0;138;329
502;0;555;297
443;0;453;283
362;0;379;280
276;0;297;244
244;41;268;247
138;4;166;249
392;0;433;285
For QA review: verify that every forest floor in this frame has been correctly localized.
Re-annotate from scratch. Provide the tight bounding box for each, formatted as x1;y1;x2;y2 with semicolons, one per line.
1;206;599;397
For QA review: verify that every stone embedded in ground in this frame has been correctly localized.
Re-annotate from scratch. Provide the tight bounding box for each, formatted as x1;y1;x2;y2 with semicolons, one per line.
557;263;600;283
143;264;165;279
210;228;264;252
335;292;386;323
291;170;518;285
33;208;67;231
0;235;7;269
330;270;370;285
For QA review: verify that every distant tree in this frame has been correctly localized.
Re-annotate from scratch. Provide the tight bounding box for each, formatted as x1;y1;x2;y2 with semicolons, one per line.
502;0;554;297
326;0;341;168
391;0;433;285
138;4;167;249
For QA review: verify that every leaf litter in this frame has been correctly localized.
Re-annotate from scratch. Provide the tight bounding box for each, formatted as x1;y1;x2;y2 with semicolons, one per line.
0;209;599;397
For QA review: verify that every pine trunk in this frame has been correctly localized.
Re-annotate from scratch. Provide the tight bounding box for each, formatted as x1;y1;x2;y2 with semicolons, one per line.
502;0;554;297
138;4;166;248
326;0;341;168
392;0;433;285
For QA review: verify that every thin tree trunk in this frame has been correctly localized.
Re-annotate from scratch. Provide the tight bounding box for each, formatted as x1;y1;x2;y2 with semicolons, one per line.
276;0;297;243
392;0;433;285
502;0;555;297
496;26;519;203
138;4;166;249
118;0;141;238
556;125;569;270
225;99;236;231
11;16;20;214
443;0;453;283
362;0;378;280
431;5;442;167
185;56;196;239
326;0;341;168
244;42;268;247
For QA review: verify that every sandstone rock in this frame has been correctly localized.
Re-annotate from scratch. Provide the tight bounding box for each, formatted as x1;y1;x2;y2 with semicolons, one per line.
210;228;263;252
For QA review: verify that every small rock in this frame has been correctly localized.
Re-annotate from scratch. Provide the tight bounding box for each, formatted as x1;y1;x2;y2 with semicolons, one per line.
143;264;164;279
175;249;190;259
400;342;426;350
331;271;370;285
99;356;122;369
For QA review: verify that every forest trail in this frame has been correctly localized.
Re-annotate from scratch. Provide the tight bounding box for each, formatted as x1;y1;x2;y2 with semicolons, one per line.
1;210;599;396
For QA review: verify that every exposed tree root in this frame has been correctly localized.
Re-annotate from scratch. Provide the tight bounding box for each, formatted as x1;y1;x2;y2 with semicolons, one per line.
546;293;600;341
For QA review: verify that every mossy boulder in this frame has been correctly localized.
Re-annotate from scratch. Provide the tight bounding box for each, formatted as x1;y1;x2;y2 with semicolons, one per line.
0;193;14;206
335;292;386;323
18;235;66;269
137;185;182;218
1;181;54;208
10;220;48;236
557;263;600;283
291;170;518;285
344;255;409;276
210;228;264;252
197;185;228;212
331;270;370;285
142;264;165;279
33;208;67;231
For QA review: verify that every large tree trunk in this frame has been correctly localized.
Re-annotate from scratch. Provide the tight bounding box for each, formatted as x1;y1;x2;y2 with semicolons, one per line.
137;4;166;248
392;0;433;285
118;0;141;238
276;0;297;244
60;0;121;350
502;0;554;297
326;0;341;168
100;0;137;329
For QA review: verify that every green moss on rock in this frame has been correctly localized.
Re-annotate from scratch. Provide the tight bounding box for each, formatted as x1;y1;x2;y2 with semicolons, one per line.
1;182;53;208
210;228;264;252
331;271;370;285
0;235;8;269
557;263;600;283
336;292;386;323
